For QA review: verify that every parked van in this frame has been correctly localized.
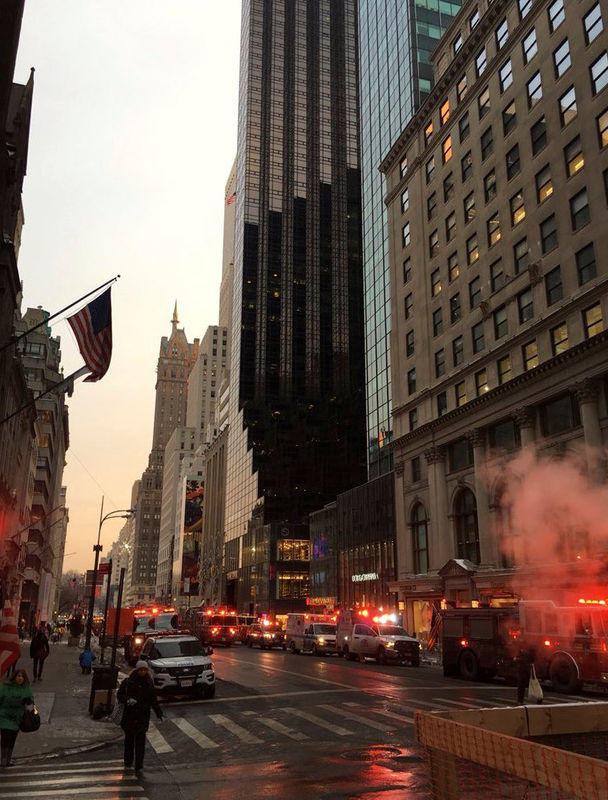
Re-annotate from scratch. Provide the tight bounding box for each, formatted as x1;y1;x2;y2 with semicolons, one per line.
336;608;420;666
286;613;338;655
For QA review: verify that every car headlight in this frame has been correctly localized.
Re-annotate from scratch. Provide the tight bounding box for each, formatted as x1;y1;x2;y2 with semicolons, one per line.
385;641;395;648
318;638;325;645
134;637;143;645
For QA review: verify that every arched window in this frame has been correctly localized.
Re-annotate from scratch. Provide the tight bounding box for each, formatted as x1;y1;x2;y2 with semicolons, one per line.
455;489;480;563
411;503;429;574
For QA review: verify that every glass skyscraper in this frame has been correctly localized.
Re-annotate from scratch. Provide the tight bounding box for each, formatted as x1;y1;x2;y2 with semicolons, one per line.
359;0;463;478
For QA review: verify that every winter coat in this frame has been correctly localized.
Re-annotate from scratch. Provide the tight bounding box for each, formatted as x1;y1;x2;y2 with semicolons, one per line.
117;673;163;734
79;649;96;669
0;681;34;731
30;631;50;660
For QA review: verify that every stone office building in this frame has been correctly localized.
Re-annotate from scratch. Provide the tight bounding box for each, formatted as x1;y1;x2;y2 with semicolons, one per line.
381;0;608;642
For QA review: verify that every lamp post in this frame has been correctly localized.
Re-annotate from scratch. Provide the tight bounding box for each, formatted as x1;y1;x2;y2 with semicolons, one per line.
84;498;135;650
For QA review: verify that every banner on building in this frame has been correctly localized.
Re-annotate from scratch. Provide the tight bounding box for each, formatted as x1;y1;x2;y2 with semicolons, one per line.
181;479;204;595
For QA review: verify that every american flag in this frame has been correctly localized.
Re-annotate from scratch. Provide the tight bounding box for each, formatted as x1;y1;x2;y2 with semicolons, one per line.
0;601;21;676
67;287;113;382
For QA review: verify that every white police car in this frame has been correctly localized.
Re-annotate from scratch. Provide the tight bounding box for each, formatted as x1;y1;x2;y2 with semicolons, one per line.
140;633;215;698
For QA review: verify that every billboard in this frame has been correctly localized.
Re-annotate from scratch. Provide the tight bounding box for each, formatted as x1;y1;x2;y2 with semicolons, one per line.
181;479;203;595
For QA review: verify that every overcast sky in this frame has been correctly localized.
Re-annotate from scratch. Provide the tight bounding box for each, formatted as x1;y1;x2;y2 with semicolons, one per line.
14;1;242;573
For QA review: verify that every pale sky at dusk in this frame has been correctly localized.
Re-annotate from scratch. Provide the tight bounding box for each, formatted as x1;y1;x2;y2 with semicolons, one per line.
14;1;242;573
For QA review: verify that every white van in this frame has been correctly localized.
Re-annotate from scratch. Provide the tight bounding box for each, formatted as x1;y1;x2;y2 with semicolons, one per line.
286;613;338;655
336;608;420;666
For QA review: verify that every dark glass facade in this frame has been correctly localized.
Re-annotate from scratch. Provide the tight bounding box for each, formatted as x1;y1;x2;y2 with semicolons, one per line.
359;0;463;477
225;0;367;614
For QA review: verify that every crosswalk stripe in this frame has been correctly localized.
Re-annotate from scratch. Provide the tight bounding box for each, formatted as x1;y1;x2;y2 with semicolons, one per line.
1;776;139;788
318;704;394;732
147;721;174;754
281;707;352;736
0;786;146;798
347;703;414;724
5;766;131;777
209;713;263;744
257;717;309;741
172;717;219;749
23;759;124;769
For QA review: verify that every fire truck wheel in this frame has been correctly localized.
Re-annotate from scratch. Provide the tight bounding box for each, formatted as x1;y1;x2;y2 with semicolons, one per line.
458;649;480;681
289;641;300;654
549;655;580;693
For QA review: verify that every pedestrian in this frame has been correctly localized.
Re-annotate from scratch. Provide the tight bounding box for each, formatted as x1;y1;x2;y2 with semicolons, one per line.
29;623;50;682
117;660;164;774
0;669;35;767
516;643;535;704
79;647;96;674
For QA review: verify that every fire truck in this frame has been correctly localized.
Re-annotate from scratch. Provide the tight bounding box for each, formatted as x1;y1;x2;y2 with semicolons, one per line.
185;607;239;647
441;599;608;692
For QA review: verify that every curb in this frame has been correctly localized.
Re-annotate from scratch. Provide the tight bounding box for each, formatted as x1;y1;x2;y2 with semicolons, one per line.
17;731;123;764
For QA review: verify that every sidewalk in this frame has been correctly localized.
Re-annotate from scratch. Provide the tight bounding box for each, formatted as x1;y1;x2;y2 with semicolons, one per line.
11;637;125;762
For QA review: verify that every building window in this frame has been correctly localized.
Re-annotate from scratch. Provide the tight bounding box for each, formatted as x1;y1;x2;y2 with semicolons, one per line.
540;394;580;437
433;307;443;336
590;52;608;95
412;504;428;574
487;214;501;247
490;258;504;292
455;489;480;564
540;214;558;253
407;368;417;395
449;439;474;471
448;252;459;282
450;293;462;324
431;268;442;296
517;287;534;323
472;320;485;353
480;127;493;161
406;330;415;357
548;0;565;32
598;109;608;148
466;233;479;265
425;156;435;184
535;165;553;203
522;28;538;63
570;188;590;230
403;258;411;284
559;86;577;127
553;39;571;79
510;191;526;226
531;116;547;155
440;98;450;126
506;144;520;179
464;192;476;224
412;457;421;482
461;151;473;181
584;4;603;45
404;293;413;319
518;0;532;20
489;419;519;451
545;266;563;305
475;369;489;396
527;72;543;109
498;355;512;384
446;211;457;241
522;339;539;370
424;120;434;145
444;172;454;202
484;170;497;204
551;322;569;355
452;335;464;366
453;34;463;55
576;243;596;285
514;238;529;274
402;222;411;247
459;112;470;143
409;408;418;431
469;9;480;30
499;59;513;93
502;101;516;136
435;348;446;378
478;86;490;119
400;156;408;178
437;392;447;416
469;276;481;309
427;192;437;220
475;48;487;78
429;230;439;258
401;187;409;213
494;305;508;339
442;135;453;164
495;18;509;50
455;381;467;407
584;303;604;338
457;73;468;102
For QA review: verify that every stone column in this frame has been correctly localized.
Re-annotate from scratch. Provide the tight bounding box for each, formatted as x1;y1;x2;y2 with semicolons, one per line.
424;446;450;568
393;459;411;576
575;378;604;481
514;406;536;448
469;429;495;565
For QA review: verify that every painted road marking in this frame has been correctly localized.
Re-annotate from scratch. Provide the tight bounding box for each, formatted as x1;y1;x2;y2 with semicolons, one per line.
147;721;174;753
257;717;309;741
172;716;219;749
346;703;415;725
318;703;395;732
281;707;353;736
209;713;263;744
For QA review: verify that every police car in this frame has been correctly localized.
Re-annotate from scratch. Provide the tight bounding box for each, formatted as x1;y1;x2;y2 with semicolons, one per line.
139;632;215;698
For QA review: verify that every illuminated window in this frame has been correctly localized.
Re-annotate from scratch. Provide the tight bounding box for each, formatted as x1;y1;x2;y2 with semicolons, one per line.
598;109;608;148
442;135;453;164
551;322;569;355
457;74;467;102
466;233;479;265
584;303;604;338
487;214;501;247
475;369;489;396
510;191;526;226
425;120;434;145
448;252;459;282
440;99;450;125
278;573;309;599
277;540;310;561
522;340;539;370
497;355;512;384
455;381;467;407
535;165;553;203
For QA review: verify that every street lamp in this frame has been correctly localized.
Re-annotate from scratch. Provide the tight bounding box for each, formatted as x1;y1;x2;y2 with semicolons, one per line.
84;499;135;650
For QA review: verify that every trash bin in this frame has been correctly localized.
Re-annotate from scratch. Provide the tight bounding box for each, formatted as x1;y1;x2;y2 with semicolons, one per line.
89;664;119;714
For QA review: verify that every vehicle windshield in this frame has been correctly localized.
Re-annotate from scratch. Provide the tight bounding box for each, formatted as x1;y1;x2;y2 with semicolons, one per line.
314;625;336;634
377;625;411;637
153;640;205;658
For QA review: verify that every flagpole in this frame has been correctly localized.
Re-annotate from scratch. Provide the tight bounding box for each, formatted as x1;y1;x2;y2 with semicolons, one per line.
0;275;120;353
0;366;90;427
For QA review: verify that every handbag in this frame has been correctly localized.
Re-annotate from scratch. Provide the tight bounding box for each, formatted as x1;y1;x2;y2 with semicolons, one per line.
109;701;124;725
527;665;544;704
20;705;41;733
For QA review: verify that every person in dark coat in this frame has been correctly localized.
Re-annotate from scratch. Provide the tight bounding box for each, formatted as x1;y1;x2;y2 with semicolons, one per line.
117;661;163;773
0;669;35;767
29;624;50;682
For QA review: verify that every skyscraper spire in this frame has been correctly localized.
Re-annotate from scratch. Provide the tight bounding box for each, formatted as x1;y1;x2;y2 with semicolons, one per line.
172;301;179;333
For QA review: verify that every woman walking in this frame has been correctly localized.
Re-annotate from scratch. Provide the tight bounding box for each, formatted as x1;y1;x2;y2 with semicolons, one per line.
0;669;34;767
117;661;163;774
29;624;49;681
